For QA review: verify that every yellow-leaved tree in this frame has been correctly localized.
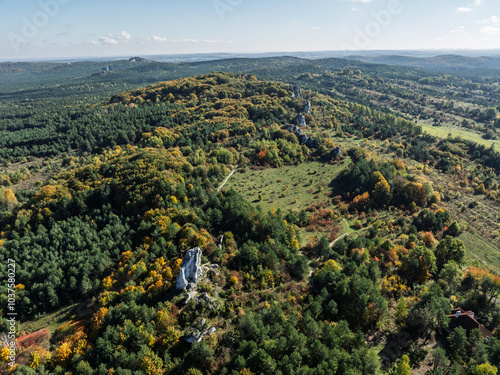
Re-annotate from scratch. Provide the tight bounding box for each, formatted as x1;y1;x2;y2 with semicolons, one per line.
54;342;72;365
0;188;18;210
28;350;41;369
372;172;392;206
0;346;10;362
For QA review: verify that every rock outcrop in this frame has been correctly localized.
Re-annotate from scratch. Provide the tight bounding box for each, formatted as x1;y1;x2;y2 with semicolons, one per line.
284;125;303;136
304;101;312;114
207;264;220;276
186;318;217;343
196;292;217;310
332;146;342;158
176;247;203;290
217;235;224;249
283;124;319;148
291;85;303;98
295;114;307;127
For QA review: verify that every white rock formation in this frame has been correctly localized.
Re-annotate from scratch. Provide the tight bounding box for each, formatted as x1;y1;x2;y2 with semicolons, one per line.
176;247;203;290
304;101;312;114
186;320;217;343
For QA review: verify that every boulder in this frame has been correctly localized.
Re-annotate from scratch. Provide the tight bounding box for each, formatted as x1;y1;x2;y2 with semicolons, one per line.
176;247;203;290
332;146;342;158
291;85;303;98
196;292;217;310
304;101;312;114
298;134;308;144
208;264;220;276
217;234;224;249
295;114;307;127
185;319;217;343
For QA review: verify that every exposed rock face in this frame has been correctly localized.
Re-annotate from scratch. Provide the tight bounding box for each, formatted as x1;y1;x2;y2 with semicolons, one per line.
207;264;220;276
196;292;217;310
304;101;312;114
284;125;303;136
283;124;319;148
186;319;217;343
176;247;203;290
217;235;224;249
291;85;303;98
295;114;307;127
332;146;342;158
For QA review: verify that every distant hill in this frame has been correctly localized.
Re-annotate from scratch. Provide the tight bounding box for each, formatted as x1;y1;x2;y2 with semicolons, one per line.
344;54;500;72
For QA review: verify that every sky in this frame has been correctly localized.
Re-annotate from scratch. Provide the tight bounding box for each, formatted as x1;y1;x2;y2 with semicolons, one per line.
1;0;500;61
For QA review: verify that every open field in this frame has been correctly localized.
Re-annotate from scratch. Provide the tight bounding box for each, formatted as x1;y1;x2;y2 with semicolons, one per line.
224;160;349;213
460;231;500;274
420;122;500;148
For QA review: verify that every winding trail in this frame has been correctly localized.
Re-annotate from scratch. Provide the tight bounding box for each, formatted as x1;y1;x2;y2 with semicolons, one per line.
217;167;237;192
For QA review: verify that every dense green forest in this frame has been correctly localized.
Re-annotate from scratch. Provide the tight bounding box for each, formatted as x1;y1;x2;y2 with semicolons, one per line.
0;57;500;374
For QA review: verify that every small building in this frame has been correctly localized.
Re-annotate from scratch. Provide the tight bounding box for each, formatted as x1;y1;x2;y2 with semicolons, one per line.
448;308;493;339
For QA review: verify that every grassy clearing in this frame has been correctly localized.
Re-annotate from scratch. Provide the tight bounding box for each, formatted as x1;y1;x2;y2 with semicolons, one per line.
460;231;500;274
225;160;350;247
420;123;500;148
20;304;76;335
225;160;349;213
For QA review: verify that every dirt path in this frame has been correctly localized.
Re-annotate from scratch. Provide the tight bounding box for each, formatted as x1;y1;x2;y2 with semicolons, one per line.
217;167;237;192
329;232;350;248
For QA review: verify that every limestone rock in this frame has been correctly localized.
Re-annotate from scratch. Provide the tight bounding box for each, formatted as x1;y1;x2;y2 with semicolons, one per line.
184;293;193;305
185;319;217;343
295;114;307;127
291;85;303;98
304;101;312;114
332;146;342;158
196;292;217;310
207;264;220;276
217;235;224;249
176;247;203;290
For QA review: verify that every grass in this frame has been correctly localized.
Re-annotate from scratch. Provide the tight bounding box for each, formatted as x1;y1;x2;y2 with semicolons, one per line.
460;231;500;274
225;160;349;213
20;304;76;335
420;123;500;148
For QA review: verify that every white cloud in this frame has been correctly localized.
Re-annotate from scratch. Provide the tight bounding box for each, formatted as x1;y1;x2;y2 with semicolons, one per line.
99;36;118;45
90;31;132;46
480;26;500;35
149;35;168;43
474;0;483;5
176;38;200;43
350;0;372;3
312;26;321;30
120;31;131;40
457;7;472;12
350;7;361;11
483;16;499;23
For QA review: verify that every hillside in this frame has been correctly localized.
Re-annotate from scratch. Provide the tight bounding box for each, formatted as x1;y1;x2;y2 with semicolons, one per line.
345;54;500;73
1;70;500;374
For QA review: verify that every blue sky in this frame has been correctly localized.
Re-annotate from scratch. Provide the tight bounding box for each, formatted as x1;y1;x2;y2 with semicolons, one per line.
1;0;500;60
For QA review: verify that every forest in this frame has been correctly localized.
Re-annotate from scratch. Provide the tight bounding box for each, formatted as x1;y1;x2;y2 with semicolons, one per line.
0;57;500;374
